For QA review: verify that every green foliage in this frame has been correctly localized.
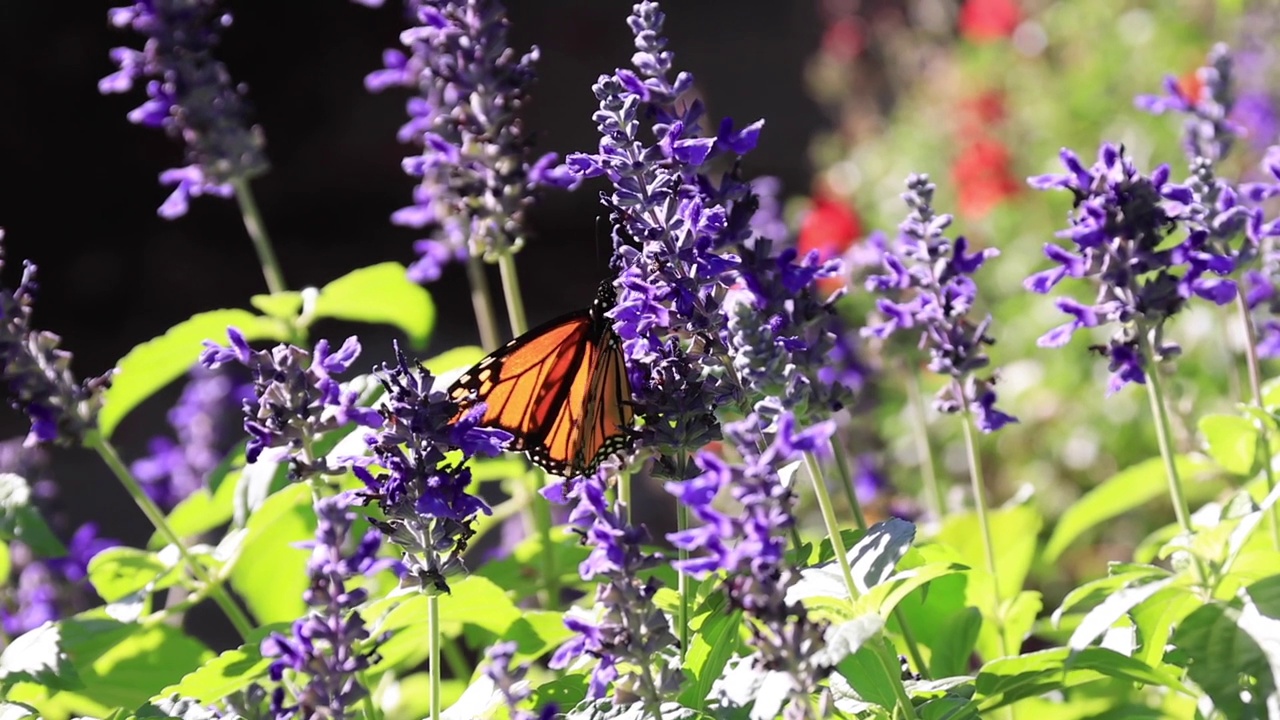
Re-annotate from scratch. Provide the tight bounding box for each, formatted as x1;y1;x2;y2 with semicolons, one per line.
312;262;436;348
0;473;63;557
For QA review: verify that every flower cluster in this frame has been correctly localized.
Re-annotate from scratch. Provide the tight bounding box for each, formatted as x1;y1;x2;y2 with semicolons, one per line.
0;237;111;447
1136;43;1239;164
261;494;390;719
864;175;1015;430
548;479;682;706
100;0;268;218
484;641;556;720
668;413;835;718
361;0;574;283
200;330;381;478
1028;144;1243;394
130;367;250;510
352;345;509;595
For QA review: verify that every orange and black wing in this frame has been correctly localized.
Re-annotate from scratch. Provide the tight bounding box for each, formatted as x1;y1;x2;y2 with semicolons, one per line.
448;310;598;476
576;327;635;474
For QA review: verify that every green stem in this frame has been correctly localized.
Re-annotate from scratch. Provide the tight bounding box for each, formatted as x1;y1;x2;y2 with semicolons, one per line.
465;255;501;352
429;594;441;720
802;451;859;601
955;383;1008;657
1137;335;1207;585
358;670;383;720
874;637;920;720
495;253;530;336
231;178;286;295
675;453;691;663
1233;294;1280;550
826;438;929;679
830;444;868;531
88;432;253;640
907;370;945;519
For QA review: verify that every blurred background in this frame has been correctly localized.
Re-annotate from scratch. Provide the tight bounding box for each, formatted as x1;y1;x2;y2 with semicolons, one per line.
0;0;1272;642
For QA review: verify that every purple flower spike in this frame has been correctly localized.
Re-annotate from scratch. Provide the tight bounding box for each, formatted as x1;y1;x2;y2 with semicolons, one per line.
359;0;573;284
200;331;381;478
1135;43;1240;163
485;641;558;720
1028;141;1242;394
101;0;268;218
863;175;1016;429
261;494;382;719
353;343;508;595
0;237;111;447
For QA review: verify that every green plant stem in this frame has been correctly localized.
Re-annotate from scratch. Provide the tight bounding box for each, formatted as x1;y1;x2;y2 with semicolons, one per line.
496;252;530;337
674;453;692;663
802;451;858;601
1138;336;1207;585
1233;294;1280;550
465;255;501;352
429;594;441;720
907;370;945;519
874;637;920;720
88;432;253;640
955;384;1007;658
358;670;383;720
826;438;929;679
231;178;287;295
830;444;868;531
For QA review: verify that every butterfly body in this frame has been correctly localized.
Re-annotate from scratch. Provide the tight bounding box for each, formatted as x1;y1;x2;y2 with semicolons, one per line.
448;281;635;477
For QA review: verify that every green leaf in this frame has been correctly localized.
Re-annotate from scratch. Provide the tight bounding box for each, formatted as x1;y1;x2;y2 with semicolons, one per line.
100;310;286;438
1173;583;1280;719
313;263;435;348
836;637;899;711
680;608;743;710
249;291;303;320
975;647;1188;711
228;483;314;624
1042;454;1218;563
531;676;588;718
1068;578;1177;651
1200;413;1260;477
0;542;10;586
370;576;522;672
0;474;64;557
154;625;284;703
939;506;1041;602
476;528;590;601
1131;585;1198;668
156;471;238;547
87;547;180;603
854;561;969;618
500;611;573;662
0;622;81;692
927;608;982;679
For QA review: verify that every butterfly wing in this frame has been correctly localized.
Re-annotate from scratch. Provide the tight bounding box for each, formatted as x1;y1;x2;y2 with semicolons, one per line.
576;327;635;474
449;310;597;476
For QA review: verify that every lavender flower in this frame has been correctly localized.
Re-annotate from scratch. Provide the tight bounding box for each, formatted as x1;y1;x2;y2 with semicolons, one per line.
0;237;110;447
352;345;509;595
1136;43;1239;164
100;0;268;218
485;641;556;720
864;175;1015;430
361;0;574;283
130;366;249;510
200;330;382;479
261;494;388;719
547;477;682;706
667;413;835;719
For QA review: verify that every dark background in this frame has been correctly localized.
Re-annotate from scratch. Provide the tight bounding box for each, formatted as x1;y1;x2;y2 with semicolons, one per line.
0;2;827;545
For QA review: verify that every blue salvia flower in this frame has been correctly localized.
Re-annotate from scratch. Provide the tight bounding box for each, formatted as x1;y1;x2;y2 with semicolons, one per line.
667;413;835;719
360;0;575;283
0;236;111;447
130;366;250;510
547;476;682;706
1136;43;1239;164
1028;144;1240;394
99;0;268;218
200;330;382;479
484;641;557;720
865;175;1015;431
352;345;510;594
261;494;390;720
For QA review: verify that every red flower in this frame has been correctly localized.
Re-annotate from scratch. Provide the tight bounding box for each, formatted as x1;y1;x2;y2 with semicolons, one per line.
799;191;863;295
951;137;1019;219
821;17;864;63
959;90;1007;134
959;0;1021;42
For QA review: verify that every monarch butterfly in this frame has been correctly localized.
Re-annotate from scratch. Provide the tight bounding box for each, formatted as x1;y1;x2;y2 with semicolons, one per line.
448;280;635;477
